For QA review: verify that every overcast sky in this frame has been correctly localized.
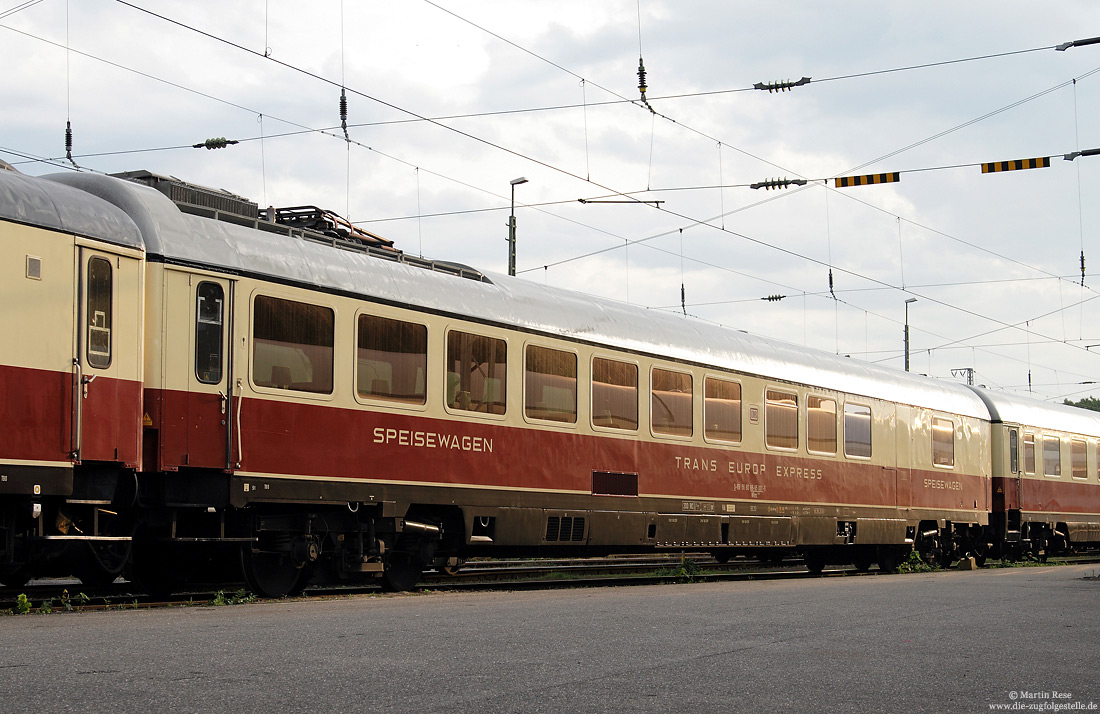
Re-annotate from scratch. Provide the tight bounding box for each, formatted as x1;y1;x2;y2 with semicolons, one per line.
5;1;1100;402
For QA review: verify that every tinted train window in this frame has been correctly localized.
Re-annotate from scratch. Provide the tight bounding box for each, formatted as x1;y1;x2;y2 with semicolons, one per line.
1023;433;1036;474
195;282;224;384
447;330;507;414
1009;429;1019;474
592;357;638;430
357;314;427;405
252;295;334;394
652;368;693;437
765;389;798;450
525;345;577;423
86;256;112;369
932;417;954;467
807;396;837;454
704;377;741;442
844;403;872;458
1071;439;1087;479
1043;436;1061;476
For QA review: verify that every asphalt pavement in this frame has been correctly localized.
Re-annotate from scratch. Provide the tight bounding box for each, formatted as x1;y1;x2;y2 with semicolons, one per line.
2;564;1098;713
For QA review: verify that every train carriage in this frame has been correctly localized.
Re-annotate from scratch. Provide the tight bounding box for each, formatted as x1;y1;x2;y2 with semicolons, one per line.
0;170;145;586
2;167;1078;596
970;387;1100;557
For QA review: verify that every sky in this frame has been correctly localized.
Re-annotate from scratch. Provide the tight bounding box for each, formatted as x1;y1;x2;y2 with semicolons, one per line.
4;1;1100;403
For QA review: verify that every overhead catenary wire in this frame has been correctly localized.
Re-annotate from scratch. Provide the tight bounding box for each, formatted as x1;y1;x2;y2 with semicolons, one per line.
15;2;1100;396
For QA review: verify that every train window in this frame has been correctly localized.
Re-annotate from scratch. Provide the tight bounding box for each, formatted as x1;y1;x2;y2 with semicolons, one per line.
807;396;837;454
1071;439;1087;479
1043;436;1062;477
704;377;741;442
765;389;798;450
356;314;427;405
446;330;507;415
843;403;872;458
651;368;693;437
1008;429;1019;474
195;282;224;384
931;417;954;468
86;256;112;369
252;295;334;394
592;357;638;430
1023;433;1036;474
524;345;577;423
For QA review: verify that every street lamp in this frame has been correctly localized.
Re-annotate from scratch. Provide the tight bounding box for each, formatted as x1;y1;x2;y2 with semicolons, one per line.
507;177;528;276
904;298;917;372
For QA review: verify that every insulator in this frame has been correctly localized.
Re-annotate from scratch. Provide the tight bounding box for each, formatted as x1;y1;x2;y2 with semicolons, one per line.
1081;251;1086;286
750;177;808;191
752;76;811;93
340;89;348;123
681;283;686;315
828;268;835;299
637;57;648;95
762;294;786;302
65;120;73;156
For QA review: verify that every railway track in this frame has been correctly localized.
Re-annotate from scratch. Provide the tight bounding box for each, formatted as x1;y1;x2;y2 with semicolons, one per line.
5;553;1099;614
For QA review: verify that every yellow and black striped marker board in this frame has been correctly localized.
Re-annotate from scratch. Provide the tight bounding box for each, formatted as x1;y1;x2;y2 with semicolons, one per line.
981;157;1050;173
834;172;900;188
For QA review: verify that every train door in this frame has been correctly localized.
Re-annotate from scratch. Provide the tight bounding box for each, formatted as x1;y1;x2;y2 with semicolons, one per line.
1004;426;1021;511
185;276;234;470
73;247;142;465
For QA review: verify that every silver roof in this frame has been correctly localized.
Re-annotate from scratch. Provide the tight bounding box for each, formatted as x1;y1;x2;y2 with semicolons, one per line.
0;168;142;248
968;386;1100;436
31;171;992;416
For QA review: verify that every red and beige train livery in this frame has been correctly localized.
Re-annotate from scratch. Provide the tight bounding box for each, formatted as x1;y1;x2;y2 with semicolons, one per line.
0;167;1097;596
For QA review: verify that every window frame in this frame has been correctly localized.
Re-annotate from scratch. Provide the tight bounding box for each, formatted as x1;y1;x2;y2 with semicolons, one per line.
250;293;336;397
843;402;873;460
703;375;742;445
85;255;113;370
650;366;694;439
523;343;579;425
931;416;955;469
1043;435;1062;478
354;310;429;409
444;328;509;419
764;387;799;452
195;281;225;385
591;356;639;432
806;394;838;456
1071;438;1087;480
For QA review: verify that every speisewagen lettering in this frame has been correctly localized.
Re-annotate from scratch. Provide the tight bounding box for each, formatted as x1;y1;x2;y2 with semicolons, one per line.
373;427;493;453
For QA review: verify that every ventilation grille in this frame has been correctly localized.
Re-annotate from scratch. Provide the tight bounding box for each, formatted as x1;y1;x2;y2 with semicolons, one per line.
545;516;586;542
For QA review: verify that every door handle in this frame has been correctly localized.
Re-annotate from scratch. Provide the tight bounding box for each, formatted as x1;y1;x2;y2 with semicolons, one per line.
218;390;227;415
81;373;97;398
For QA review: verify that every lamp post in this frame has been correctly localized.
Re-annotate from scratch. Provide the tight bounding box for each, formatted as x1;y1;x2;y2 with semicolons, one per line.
904;298;917;372
507;177;528;276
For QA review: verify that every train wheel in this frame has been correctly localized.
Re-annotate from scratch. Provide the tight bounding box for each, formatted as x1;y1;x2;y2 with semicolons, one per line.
803;551;827;574
241;546;302;599
381;552;423;592
877;547;902;574
852;551;874;573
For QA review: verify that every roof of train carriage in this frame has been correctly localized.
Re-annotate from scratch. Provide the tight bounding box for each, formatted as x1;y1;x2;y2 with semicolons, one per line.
36;170;993;417
0;167;142;249
968;386;1100;437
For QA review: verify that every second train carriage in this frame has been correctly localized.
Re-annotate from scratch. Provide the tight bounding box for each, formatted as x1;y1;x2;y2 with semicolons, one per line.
0;167;1095;595
970;387;1100;559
